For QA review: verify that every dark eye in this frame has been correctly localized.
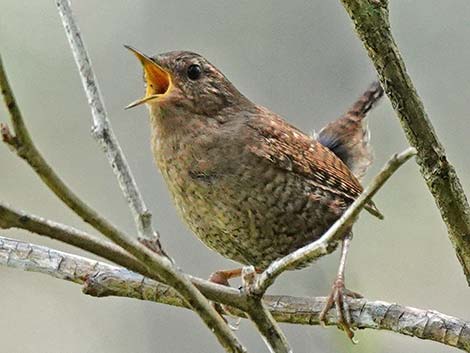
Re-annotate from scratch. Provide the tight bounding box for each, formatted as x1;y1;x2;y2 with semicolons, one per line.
187;64;202;80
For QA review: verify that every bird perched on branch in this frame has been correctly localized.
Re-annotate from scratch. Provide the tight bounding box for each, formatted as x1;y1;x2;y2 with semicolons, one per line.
126;46;384;340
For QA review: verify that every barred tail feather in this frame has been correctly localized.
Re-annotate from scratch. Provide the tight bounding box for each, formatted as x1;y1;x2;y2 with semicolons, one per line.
318;81;384;219
318;81;384;180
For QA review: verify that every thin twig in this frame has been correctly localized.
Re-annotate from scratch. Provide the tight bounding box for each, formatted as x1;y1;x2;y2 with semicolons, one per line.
0;206;249;353
0;54;156;259
0;201;248;310
0;201;147;275
55;0;158;247
241;266;292;353
339;0;470;284
246;298;292;353
1;235;469;352
1;25;248;353
253;147;417;295
0;208;249;353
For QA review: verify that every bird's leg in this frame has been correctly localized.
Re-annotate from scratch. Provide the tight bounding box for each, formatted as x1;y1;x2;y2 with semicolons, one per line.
209;267;263;286
208;268;244;329
209;268;243;286
208;267;262;329
319;233;362;342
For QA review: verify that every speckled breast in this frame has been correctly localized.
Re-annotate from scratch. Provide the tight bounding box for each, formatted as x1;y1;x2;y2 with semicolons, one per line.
153;134;346;269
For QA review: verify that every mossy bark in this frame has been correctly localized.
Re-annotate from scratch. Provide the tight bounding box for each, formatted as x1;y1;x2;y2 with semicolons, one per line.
340;0;470;282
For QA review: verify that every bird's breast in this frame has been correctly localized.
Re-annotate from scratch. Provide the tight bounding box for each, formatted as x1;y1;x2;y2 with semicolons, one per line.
149;115;348;268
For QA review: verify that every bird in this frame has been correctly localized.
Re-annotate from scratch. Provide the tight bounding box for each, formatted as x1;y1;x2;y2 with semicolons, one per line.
125;46;384;340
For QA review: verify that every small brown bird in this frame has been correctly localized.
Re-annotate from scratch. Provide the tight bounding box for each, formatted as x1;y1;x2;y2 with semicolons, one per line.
126;46;384;339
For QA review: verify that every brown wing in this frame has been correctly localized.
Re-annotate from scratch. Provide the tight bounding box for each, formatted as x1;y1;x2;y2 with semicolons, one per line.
246;107;383;219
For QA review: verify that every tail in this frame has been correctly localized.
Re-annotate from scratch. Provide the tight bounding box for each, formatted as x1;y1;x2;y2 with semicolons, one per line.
317;81;384;180
318;81;384;220
346;81;384;118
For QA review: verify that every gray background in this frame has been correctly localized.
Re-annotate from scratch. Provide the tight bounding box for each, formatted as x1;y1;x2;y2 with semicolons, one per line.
1;1;470;352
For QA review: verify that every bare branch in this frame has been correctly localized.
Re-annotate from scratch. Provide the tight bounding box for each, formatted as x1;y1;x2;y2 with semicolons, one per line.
339;0;470;284
241;266;292;353
86;268;470;353
0;201;146;275
1;31;247;353
0;54;160;258
246;298;291;353
254;147;416;295
0;210;248;353
55;0;157;246
0;201;248;310
1;235;469;352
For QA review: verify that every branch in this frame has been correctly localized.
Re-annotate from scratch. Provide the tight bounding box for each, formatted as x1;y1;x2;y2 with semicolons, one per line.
1;11;247;353
0;201;248;310
54;3;250;348
2;235;469;352
254;147;416;295
0;55;152;257
241;266;292;353
0;204;278;352
0;209;247;353
84;274;470;353
339;0;470;284
246;301;291;353
0;206;248;353
55;0;157;246
0;201;147;275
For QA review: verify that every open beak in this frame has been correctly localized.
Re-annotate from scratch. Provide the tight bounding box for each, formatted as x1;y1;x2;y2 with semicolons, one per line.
125;45;172;109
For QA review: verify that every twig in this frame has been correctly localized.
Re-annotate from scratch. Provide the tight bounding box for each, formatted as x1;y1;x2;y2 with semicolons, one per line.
0;209;248;353
1;22;248;353
0;201;147;275
0;54;157;259
0;206;250;353
1;235;469;352
0;201;248;310
241;266;292;353
55;0;158;247
254;147;416;295
246;298;291;353
339;0;470;284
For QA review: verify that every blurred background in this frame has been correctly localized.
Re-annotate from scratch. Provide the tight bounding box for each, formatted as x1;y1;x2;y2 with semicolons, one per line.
1;1;469;352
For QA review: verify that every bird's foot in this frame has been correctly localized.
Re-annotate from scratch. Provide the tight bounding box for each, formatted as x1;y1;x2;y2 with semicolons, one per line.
209;268;242;287
319;276;363;343
208;268;244;329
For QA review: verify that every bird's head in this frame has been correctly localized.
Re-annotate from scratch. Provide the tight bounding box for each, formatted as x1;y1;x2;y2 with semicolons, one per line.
125;46;245;116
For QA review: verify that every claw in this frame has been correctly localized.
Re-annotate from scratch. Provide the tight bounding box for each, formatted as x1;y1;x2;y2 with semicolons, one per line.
208;267;262;330
319;277;360;343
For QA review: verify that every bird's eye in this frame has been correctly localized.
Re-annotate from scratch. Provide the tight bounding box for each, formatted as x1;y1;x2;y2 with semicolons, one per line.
187;64;202;80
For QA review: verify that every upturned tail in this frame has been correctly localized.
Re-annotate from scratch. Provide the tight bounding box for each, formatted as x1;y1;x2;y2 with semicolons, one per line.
318;81;384;180
318;81;384;219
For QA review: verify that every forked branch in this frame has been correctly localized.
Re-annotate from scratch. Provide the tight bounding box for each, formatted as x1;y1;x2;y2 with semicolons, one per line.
56;0;158;246
254;147;417;295
0;55;247;353
339;0;470;285
1;235;469;352
1;5;249;352
1;0;467;351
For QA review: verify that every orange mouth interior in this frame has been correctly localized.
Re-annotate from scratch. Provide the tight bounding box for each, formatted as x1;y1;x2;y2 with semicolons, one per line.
125;45;172;109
